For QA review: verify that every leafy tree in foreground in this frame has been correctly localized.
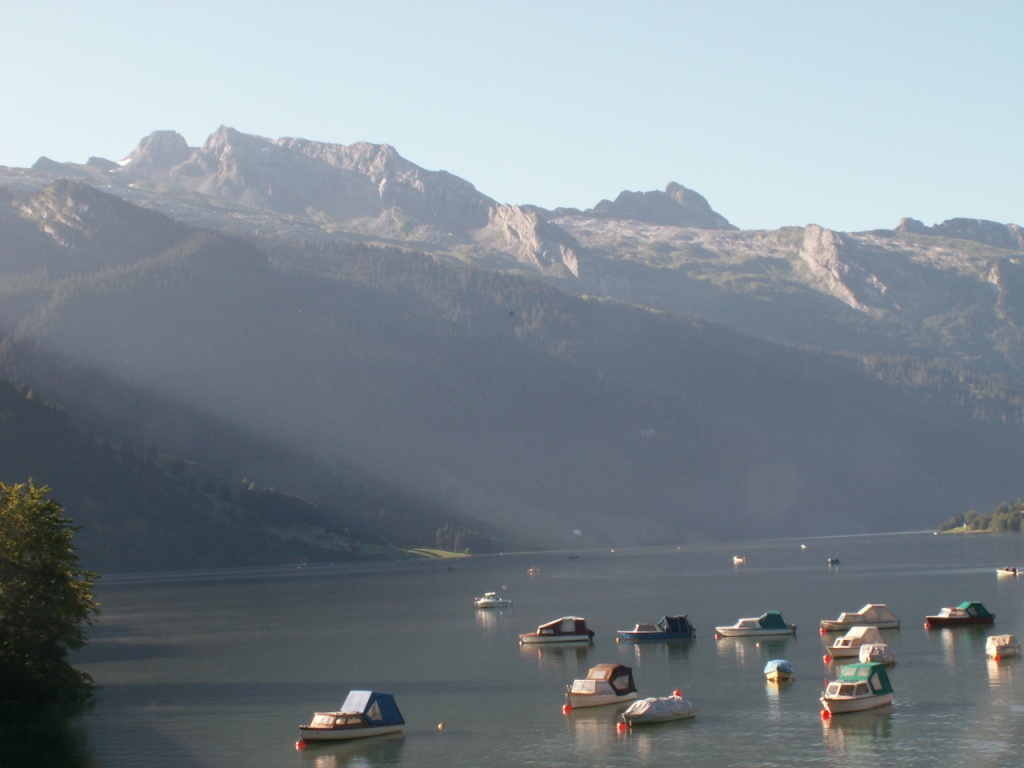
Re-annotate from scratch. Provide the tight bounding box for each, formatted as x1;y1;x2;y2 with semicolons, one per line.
0;481;99;715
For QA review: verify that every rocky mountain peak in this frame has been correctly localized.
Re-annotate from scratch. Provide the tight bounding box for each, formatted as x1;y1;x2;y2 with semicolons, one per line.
896;217;1024;251
119;130;191;175
587;182;736;230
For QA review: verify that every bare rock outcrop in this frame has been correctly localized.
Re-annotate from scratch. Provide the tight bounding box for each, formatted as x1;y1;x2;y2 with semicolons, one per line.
586;182;735;230
897;217;1024;251
481;204;581;276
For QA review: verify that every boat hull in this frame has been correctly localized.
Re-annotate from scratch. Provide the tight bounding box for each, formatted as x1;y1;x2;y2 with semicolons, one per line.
298;724;405;742
820;693;893;714
715;628;794;638
520;634;592;644
566;691;637;709
765;671;793;683
820;620;900;632
925;617;994;628
616;631;693;642
622;697;697;724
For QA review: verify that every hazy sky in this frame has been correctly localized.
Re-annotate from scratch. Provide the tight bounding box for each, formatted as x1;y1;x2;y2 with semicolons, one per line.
3;1;1021;232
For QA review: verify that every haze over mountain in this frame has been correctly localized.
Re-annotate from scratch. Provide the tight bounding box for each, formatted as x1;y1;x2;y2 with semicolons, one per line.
2;128;1023;571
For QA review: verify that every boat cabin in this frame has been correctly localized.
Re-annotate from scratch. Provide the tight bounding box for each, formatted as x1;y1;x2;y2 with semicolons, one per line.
831;626;885;653
534;616;593;637
824;662;893;699
569;663;636;697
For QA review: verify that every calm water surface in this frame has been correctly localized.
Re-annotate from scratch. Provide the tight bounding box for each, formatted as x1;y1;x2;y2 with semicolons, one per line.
66;532;1024;767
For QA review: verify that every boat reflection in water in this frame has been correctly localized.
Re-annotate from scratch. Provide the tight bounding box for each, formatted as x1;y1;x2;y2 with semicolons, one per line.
297;733;405;768
821;706;894;759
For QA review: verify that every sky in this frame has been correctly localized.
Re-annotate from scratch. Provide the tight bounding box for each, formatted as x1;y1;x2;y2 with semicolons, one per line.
2;0;1021;232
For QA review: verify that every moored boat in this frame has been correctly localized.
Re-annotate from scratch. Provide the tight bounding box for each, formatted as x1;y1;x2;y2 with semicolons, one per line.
733;555;746;564
828;626;886;659
996;566;1022;577
519;616;594;644
715;611;796;638
616;614;695;642
985;634;1021;660
858;642;896;666
924;601;995;629
474;591;512;608
820;603;900;632
820;662;894;715
621;693;696;725
764;659;794;683
565;663;637;709
298;690;405;743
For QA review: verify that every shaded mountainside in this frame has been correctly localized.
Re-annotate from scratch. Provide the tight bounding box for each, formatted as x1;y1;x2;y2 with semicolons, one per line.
1;182;1023;574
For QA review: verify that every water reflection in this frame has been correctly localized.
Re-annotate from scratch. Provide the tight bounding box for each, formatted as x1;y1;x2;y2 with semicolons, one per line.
297;734;405;767
986;655;1020;691
519;643;591;675
474;607;513;634
928;626;991;668
620;639;694;665
821;706;894;758
563;707;625;753
714;636;793;668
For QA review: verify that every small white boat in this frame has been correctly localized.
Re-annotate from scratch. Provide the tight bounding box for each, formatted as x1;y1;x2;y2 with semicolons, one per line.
821;662;894;714
474;591;512;608
519;616;594;644
565;663;637;709
996;566;1022;577
986;634;1022;660
733;555;746;564
820;604;900;632
298;690;405;743
715;611;796;638
621;693;697;725
828;626;886;659
858;642;896;666
764;659;794;683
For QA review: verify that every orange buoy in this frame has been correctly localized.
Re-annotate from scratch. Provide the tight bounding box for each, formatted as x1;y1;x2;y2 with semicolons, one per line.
562;703;572;714
295;740;306;751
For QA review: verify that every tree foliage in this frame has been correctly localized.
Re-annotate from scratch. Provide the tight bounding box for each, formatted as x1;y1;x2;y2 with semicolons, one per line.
938;499;1024;533
0;480;98;714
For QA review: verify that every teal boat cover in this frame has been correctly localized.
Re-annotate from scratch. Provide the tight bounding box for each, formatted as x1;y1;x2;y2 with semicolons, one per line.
757;611;791;630
834;663;894;695
957;601;994;618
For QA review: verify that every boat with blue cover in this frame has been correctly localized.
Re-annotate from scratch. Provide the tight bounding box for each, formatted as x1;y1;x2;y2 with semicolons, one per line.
616;614;695;642
764;659;794;683
298;690;405;742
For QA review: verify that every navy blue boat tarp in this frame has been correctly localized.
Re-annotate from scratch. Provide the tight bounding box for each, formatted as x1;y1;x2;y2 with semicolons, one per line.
340;690;405;726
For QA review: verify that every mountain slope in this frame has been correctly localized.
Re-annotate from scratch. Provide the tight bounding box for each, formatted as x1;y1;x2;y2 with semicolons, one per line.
1;183;1022;559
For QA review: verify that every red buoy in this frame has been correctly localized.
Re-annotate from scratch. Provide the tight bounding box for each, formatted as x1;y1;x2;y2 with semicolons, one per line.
823;654;832;664
616;721;628;733
821;708;831;720
714;633;722;640
924;622;932;630
994;654;1002;661
562;703;572;714
673;689;682;697
295;740;306;751
819;627;827;635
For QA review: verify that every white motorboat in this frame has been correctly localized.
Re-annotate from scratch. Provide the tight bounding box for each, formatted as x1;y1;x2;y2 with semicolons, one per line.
565;663;637;709
858;642;896;665
715;611;796;638
519;616;594;644
621;693;696;725
474;591;512;608
985;634;1022;660
298;690;405;743
821;662;894;715
828;626;886;658
820;603;900;632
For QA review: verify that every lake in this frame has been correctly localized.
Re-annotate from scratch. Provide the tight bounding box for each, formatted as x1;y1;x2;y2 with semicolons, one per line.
50;532;1024;766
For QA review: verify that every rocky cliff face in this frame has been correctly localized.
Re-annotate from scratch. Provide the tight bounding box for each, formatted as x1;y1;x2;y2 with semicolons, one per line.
897;217;1024;251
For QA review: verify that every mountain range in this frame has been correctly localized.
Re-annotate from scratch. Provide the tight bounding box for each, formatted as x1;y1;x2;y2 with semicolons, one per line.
2;127;1022;572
